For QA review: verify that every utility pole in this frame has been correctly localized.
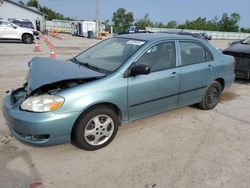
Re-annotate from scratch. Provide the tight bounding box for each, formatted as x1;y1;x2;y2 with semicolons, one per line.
95;0;99;38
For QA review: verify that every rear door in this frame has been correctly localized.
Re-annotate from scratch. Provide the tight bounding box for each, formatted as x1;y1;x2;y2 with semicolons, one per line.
178;41;214;106
128;41;181;120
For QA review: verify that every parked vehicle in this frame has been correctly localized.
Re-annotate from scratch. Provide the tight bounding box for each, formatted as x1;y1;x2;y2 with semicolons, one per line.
0;20;35;43
199;32;212;40
10;19;34;29
223;36;250;79
3;33;235;150
117;26;152;35
10;19;39;37
9;19;39;36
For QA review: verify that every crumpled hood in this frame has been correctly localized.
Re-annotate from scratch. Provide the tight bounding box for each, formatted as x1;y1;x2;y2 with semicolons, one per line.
26;57;106;94
224;42;250;55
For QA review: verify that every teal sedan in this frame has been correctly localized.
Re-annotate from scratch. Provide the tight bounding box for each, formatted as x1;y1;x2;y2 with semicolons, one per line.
2;33;235;150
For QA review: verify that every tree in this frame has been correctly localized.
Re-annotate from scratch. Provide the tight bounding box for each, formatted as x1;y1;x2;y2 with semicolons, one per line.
154;22;165;28
135;14;153;29
174;12;241;32
218;13;240;32
112;8;134;32
240;27;250;33
166;20;177;28
25;0;73;20
27;0;39;9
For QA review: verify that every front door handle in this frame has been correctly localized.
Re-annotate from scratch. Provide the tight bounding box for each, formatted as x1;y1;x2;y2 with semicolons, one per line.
170;72;179;78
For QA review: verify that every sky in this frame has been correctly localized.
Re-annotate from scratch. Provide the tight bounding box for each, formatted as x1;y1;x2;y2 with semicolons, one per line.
23;0;250;28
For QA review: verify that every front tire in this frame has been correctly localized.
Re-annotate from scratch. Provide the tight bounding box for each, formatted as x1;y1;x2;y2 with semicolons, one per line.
199;81;222;110
72;106;119;150
22;34;33;44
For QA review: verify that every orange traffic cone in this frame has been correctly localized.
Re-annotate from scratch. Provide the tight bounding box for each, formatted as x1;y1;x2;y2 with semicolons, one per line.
50;48;56;59
46;38;51;45
49;43;55;49
34;41;41;52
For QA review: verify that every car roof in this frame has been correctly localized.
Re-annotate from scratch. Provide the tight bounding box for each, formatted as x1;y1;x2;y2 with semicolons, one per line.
116;33;195;42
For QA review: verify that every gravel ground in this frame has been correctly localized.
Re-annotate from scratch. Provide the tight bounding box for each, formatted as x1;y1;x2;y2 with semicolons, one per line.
0;35;250;188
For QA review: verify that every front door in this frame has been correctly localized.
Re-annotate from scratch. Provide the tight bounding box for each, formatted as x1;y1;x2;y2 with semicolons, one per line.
128;41;181;120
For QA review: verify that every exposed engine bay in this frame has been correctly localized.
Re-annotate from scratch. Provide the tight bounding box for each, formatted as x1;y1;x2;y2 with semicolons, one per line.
10;78;98;104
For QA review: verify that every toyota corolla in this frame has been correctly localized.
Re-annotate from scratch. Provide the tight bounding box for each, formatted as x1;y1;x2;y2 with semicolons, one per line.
3;33;235;150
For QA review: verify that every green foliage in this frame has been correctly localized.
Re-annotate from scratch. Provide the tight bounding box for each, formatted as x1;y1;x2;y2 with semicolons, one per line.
26;0;73;20
218;13;240;32
135;14;153;29
240;27;250;33
39;6;64;20
138;12;244;32
177;13;241;32
166;20;177;29
27;0;38;9
112;8;134;32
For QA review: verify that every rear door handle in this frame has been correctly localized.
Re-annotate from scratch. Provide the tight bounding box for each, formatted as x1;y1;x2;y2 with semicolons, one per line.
170;72;179;78
208;64;213;70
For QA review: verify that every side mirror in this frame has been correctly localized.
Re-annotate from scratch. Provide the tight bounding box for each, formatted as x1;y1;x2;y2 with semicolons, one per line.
13;26;17;29
130;65;150;76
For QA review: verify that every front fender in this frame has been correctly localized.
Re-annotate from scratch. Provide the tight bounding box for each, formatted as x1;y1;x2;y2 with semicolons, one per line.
54;75;128;122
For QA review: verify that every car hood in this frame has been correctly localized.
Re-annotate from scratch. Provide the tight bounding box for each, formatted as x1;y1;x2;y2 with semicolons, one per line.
223;42;250;55
17;26;34;33
26;57;106;94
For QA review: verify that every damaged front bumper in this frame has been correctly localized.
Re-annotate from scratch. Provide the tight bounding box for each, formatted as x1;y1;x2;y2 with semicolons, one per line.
2;88;79;146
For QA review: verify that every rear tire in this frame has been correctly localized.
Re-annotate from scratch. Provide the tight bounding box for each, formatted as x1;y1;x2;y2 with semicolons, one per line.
22;34;33;44
72;105;119;150
199;81;222;110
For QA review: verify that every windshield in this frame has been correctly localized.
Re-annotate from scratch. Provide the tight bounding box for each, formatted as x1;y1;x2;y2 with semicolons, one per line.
75;37;145;72
242;37;250;44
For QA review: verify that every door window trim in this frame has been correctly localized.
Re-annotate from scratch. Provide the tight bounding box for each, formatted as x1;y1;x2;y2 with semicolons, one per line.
178;40;214;67
132;40;178;73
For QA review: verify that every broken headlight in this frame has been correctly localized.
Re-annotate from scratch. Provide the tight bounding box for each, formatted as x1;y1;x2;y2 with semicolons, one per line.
20;95;64;112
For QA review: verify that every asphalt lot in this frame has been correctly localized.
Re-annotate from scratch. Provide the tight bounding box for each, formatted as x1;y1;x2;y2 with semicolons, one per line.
0;34;250;188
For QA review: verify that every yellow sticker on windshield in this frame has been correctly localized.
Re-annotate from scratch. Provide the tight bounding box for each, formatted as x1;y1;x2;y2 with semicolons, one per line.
126;40;145;46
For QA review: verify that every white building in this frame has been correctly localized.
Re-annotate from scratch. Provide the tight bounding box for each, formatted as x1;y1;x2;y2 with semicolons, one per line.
0;0;46;31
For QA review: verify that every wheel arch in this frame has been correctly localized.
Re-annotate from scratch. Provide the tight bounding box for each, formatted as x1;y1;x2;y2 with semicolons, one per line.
22;32;33;38
70;102;122;139
215;78;225;91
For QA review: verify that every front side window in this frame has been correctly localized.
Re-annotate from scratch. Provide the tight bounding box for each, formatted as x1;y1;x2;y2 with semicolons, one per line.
180;42;213;66
75;37;145;73
136;42;176;72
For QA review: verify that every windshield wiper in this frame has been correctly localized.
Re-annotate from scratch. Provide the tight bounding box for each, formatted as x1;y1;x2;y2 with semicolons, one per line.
71;57;101;72
81;62;101;72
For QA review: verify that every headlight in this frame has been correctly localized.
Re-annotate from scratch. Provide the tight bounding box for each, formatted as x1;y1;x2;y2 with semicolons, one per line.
21;95;64;112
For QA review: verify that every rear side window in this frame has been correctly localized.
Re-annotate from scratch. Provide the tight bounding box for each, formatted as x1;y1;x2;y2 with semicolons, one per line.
136;41;176;72
180;42;213;66
0;21;13;27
